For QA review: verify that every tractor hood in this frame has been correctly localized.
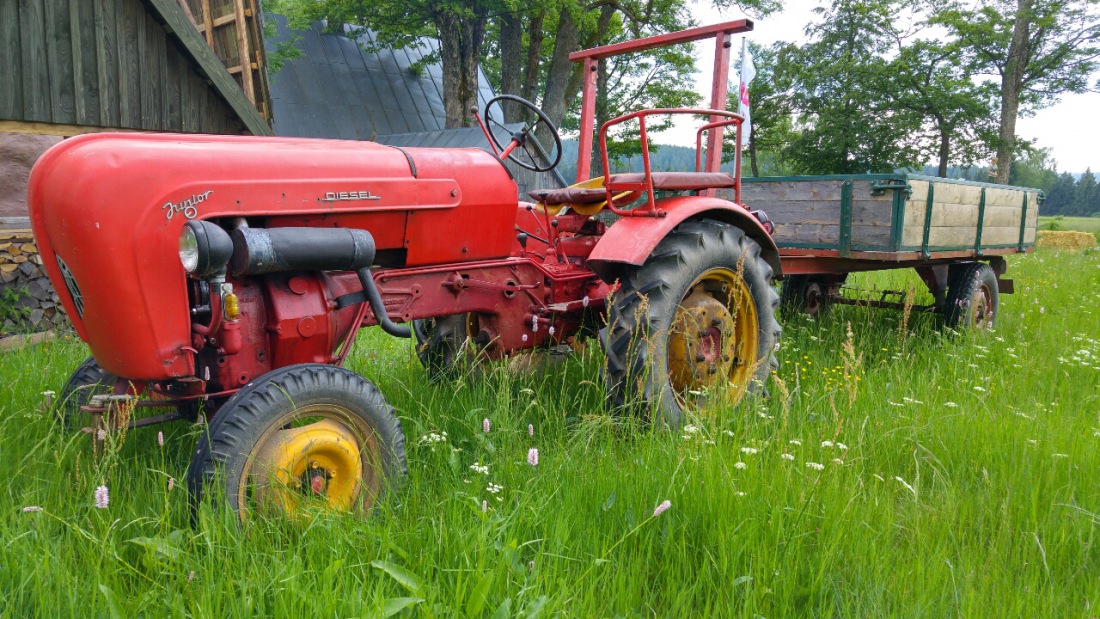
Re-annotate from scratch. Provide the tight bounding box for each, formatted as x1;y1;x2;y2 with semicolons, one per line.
28;132;515;380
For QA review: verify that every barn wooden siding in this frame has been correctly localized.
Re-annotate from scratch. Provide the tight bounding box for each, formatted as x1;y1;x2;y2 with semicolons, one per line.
178;0;270;120
0;0;271;136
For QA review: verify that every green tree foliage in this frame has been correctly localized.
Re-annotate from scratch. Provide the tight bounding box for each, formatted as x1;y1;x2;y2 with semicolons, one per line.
934;0;1100;183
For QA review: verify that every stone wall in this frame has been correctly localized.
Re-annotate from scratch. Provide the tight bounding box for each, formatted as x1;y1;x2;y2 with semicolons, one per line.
1;133;67;336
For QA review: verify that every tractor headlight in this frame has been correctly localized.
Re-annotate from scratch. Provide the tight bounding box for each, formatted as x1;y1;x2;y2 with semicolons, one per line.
179;220;234;279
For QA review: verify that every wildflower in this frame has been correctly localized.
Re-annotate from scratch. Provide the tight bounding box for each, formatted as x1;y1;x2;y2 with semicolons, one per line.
973;385;986;393
528;424;534;437
188;571;195;582
836;442;848;451
582;295;590;307
419;431;448;446
1052;453;1069;458
735;491;747;497
157;431;164;446
22;506;43;513
522;334;528;342
481;500;488;513
944;401;958;408
168;477;175;493
527;448;539;467
788;439;802;446
531;315;539;331
528;560;535;573
483;418;491;433
806;462;824;471
653;500;671;517
487;482;503;494
548;326;555;336
781;453;795;461
469;462;490;475
723;430;736;438
94;485;109;509
821;440;835;448
96;429;107;441
740;447;759;455
832;458;844;465
683;424;700;435
1040;307;1045;314
734;461;747;470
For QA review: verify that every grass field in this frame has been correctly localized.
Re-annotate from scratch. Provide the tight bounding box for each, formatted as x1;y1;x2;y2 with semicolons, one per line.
1039;215;1100;237
2;248;1099;617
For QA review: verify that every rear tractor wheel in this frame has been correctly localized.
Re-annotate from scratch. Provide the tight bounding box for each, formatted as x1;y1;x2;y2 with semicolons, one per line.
943;262;999;330
780;275;832;319
412;313;484;381
603;219;781;428
186;364;407;521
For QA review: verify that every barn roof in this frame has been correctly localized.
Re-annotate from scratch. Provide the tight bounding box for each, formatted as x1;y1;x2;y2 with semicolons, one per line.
266;15;497;140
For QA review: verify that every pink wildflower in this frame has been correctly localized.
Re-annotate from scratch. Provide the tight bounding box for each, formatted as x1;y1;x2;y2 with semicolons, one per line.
96;429;107;441
481;500;488;513
528;423;534;437
653;500;671;517
168;477;175;493
22;506;43;513
483;418;491;433
94;485;109;509
527;448;539;466
157;431;164;446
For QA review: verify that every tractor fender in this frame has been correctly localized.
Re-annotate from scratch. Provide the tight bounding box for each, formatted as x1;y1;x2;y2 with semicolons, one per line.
587;195;782;283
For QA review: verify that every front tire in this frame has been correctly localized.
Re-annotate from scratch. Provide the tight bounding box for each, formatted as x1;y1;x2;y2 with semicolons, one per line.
186;364;407;521
603;219;781;427
58;357;116;431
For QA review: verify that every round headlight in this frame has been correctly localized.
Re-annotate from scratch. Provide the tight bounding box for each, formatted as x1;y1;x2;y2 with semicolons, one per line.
179;226;200;273
179;220;234;279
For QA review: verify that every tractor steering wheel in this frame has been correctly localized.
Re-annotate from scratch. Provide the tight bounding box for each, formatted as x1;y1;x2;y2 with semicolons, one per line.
483;95;562;173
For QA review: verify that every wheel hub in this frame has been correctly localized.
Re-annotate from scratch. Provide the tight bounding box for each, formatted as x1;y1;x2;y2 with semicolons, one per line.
971;284;993;328
666;269;760;408
251;417;363;514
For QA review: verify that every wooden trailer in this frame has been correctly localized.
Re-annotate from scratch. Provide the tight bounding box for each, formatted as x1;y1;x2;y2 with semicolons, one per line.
728;174;1042;328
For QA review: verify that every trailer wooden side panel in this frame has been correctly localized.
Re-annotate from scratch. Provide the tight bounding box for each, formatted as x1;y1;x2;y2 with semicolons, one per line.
733;174;1040;258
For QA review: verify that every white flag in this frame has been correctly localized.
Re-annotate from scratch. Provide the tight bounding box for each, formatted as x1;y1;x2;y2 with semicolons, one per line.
737;42;755;147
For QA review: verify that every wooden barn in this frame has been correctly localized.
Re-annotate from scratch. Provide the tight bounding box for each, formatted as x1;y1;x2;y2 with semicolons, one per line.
0;0;272;336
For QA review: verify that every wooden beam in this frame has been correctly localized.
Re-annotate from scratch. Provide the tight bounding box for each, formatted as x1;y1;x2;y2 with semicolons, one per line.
232;0;255;104
200;0;214;47
141;0;272;135
0;119;144;136
175;0;196;26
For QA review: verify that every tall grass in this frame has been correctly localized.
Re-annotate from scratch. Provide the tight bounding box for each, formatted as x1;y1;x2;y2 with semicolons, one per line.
2;248;1098;617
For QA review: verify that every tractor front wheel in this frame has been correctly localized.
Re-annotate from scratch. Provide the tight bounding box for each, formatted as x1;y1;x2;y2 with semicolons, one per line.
603;219;781;428
186;364;406;521
58;357;116;431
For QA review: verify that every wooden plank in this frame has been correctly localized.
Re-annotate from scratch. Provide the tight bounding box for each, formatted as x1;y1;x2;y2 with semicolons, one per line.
0;0;24;119
69;1;100;126
772;223;839;245
232;0;255;103
850;225;893;248
0;119;141;136
152;13;168;129
137;7;154;129
94;0;120;127
44;0;75;125
163;44;183;130
742;180;846;202
20;0;51;122
180;70;199;132
117;0;141;128
200;0;215;47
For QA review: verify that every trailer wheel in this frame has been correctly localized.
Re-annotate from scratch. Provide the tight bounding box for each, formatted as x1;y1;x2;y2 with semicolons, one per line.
603;219;781;427
186;364;406;521
943;262;999;330
413;314;481;381
780;275;831;319
58;357;116;431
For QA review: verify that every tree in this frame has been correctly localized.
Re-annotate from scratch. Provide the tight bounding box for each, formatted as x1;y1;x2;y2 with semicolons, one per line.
729;42;800;177
1042;171;1077;215
778;0;924;174
888;38;998;177
935;0;1100;183
1072;169;1098;216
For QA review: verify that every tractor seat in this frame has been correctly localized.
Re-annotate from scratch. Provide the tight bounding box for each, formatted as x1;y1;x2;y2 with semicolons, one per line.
528;187;607;206
607;172;736;191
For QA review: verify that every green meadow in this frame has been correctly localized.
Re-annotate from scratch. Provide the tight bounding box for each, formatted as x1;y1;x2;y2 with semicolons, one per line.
2;247;1098;617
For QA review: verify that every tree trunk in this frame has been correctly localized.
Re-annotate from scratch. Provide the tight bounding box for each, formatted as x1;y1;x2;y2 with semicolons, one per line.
521;11;545;103
500;12;523;120
937;120;950;177
996;0;1032;184
539;7;581;144
436;9;487;129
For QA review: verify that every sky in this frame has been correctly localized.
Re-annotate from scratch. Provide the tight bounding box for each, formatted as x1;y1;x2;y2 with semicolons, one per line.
666;0;1100;174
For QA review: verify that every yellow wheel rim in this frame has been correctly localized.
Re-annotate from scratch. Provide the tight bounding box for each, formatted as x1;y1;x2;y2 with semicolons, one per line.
667;267;760;410
243;405;380;518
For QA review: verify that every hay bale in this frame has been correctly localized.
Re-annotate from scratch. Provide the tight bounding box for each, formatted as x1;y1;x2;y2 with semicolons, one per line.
1036;230;1098;250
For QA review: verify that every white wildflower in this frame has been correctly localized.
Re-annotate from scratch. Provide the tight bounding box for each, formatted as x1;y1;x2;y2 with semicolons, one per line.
781;453;795;461
806;462;825;471
734;461;747;470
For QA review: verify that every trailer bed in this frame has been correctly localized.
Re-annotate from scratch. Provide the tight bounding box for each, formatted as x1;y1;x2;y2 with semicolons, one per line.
728;174;1040;274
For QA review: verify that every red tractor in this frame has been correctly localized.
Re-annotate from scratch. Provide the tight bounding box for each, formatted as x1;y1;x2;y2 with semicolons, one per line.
29;20;775;518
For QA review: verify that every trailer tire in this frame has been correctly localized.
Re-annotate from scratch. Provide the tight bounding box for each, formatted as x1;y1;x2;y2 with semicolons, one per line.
943;262;999;330
603;219;781;428
413;314;481;381
780;275;831;319
58;357;116;431
186;364;406;522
